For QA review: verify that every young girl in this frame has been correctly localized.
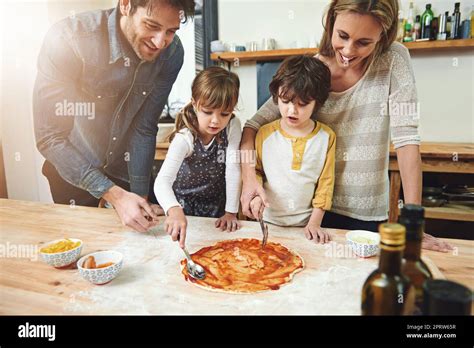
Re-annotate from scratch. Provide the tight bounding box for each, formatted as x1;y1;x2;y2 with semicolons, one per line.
154;67;242;248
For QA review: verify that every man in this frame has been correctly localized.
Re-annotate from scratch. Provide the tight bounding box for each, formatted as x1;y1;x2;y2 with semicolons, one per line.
33;0;195;232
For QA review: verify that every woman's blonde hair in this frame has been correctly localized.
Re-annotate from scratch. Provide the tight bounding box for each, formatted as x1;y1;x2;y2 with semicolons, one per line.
169;66;240;143
319;0;399;66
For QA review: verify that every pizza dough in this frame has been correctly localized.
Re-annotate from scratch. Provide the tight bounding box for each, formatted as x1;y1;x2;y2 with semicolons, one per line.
180;238;304;293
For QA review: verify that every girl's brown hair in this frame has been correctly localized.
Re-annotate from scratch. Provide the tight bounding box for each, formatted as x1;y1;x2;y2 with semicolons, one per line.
319;0;399;67
169;66;240;143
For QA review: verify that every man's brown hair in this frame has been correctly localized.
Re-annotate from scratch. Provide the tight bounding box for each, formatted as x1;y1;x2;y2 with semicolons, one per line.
269;55;331;112
121;0;196;23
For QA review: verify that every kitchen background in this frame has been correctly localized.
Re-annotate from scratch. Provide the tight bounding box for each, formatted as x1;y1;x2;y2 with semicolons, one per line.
1;0;473;234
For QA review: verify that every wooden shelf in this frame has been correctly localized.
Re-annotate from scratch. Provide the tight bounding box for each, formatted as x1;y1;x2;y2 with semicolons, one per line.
211;39;474;63
211;48;318;63
424;206;474;222
403;38;474;50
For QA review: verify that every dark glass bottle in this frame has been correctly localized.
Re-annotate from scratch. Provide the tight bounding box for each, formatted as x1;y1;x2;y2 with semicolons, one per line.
423;279;472;315
361;223;415;315
421;4;434;39
399;204;433;314
451;2;461;39
446;12;452;38
430;17;439;40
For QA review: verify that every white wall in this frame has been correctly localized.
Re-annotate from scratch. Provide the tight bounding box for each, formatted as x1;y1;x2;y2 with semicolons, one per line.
168;18;196;106
218;0;474;143
1;0;473;202
0;0;196;202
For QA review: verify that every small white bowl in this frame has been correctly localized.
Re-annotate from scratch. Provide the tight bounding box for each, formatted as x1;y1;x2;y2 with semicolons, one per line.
346;230;380;258
77;251;123;285
210;40;226;53
40;238;83;268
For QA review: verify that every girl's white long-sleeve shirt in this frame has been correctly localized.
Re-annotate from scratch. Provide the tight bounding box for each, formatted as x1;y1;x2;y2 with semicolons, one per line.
154;117;242;215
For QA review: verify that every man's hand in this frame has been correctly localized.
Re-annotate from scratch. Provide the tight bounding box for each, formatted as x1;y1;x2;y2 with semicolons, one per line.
150;204;165;216
422;233;453;253
215;212;241;232
102;186;158;233
164;206;187;248
241;178;269;220
303;224;331;244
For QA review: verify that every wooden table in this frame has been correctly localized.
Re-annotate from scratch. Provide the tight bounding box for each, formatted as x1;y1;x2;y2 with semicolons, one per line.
1;199;472;315
389;142;474;222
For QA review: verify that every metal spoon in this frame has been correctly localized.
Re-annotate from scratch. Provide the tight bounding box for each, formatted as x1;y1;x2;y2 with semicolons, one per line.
182;247;206;280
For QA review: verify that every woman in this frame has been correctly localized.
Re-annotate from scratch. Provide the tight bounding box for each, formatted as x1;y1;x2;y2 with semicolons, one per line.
240;0;452;251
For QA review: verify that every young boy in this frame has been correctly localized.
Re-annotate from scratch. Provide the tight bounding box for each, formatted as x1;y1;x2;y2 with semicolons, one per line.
250;55;335;244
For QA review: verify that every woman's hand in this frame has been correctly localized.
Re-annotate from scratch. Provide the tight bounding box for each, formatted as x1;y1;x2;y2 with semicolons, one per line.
164;206;187;248
215;212;241;232
239;127;269;219
422;233;454;253
248;195;266;220
241;180;269;219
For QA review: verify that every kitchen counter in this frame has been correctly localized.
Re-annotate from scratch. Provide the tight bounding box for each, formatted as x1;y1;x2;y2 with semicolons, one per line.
0;199;472;315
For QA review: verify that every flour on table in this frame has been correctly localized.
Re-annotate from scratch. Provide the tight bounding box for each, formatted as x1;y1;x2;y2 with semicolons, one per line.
65;225;378;315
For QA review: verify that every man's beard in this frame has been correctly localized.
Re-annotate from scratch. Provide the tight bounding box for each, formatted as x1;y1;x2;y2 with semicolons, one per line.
123;21;149;61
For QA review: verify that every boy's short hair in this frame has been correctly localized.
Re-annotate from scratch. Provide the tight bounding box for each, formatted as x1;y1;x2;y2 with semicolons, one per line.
269;55;331;112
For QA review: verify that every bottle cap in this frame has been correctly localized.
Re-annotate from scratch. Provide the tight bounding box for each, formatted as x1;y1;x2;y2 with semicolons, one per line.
399;205;424;240
400;204;424;219
379;223;406;247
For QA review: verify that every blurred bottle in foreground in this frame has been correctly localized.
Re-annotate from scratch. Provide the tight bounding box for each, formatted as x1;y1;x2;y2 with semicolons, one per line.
423;279;472;315
399;204;433;315
361;223;415;315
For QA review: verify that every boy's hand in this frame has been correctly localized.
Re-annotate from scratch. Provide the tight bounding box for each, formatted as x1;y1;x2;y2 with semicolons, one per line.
164;206;187;248
249;195;265;220
215;212;241;232
304;223;331;244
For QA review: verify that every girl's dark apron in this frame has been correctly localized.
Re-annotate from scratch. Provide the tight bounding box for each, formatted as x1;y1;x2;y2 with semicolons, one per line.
172;129;228;218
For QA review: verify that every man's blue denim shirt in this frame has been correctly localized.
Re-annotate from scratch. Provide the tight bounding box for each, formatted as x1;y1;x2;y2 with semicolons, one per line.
33;6;183;198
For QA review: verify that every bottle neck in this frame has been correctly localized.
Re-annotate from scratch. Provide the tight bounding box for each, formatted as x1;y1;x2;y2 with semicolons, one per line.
404;223;423;260
379;245;404;275
404;240;422;260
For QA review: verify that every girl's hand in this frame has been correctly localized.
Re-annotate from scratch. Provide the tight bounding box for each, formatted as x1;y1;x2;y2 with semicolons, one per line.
303;223;331;244
215;212;241;232
164;206;187;248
